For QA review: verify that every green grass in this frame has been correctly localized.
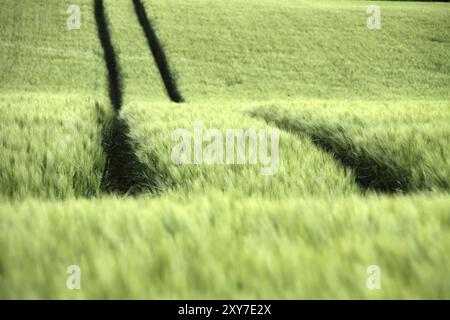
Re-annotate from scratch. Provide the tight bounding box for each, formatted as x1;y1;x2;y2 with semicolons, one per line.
0;0;106;94
120;102;360;198
0;93;110;199
146;0;450;102
1;193;449;299
104;0;167;102
251;100;450;193
0;0;112;199
0;0;449;299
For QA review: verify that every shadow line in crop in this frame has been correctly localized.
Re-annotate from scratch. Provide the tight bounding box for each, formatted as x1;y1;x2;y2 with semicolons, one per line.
94;0;122;111
252;110;413;194
94;0;164;195
101;117;165;195
132;0;184;103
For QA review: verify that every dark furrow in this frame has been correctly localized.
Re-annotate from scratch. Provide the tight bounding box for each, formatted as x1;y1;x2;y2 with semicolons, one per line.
94;0;161;195
94;0;122;111
132;0;184;103
101;117;164;195
252;110;413;194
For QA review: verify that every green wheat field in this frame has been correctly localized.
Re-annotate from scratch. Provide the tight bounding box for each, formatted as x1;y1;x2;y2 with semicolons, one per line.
0;0;449;299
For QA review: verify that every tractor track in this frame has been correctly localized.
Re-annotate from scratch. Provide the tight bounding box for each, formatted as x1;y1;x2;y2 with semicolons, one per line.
94;0;162;195
252;110;414;194
132;0;184;103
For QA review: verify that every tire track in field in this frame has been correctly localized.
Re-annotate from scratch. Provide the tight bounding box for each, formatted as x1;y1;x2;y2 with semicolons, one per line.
252;109;413;194
94;0;122;111
95;0;162;195
132;0;184;103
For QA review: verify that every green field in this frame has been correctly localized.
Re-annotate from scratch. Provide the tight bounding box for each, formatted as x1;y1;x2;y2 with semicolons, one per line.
0;0;449;299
